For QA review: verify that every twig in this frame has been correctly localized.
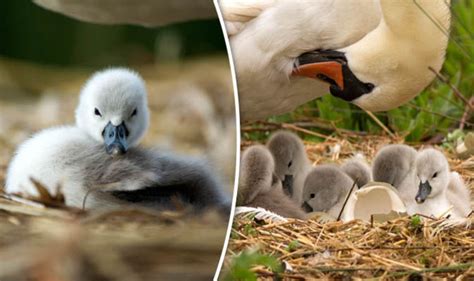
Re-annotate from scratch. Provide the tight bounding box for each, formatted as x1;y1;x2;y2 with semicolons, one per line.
388;262;474;278
301;266;385;273
241;121;368;136
460;97;474;130
82;188;95;210
406;103;473;127
281;123;337;141
0;193;45;209
428;67;474;111
253;269;305;280
414;0;472;60
363;110;396;137
296;245;473;254
336;178;358;221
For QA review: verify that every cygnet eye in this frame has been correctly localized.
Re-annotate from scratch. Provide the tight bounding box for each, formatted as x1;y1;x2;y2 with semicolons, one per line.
310;193;315;199
131;108;137;117
94;108;102;117
432;172;438;178
288;161;292;168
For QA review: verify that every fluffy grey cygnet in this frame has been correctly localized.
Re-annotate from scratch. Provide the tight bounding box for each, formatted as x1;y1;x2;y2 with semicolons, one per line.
411;148;471;218
238;145;307;220
301;165;356;218
340;154;372;188
266;131;311;204
372;144;418;204
6;68;229;213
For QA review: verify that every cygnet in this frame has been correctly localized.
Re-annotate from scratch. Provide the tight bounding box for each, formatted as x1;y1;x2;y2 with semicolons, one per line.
372;144;418;204
411;148;471;219
6;68;229;212
238;145;306;220
266;131;311;204
301;165;356;218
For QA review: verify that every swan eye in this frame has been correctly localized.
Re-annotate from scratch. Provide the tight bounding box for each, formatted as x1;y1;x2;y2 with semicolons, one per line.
310;193;315;199
288;161;292;168
94;108;102;117
131;108;137;117
432;172;438;178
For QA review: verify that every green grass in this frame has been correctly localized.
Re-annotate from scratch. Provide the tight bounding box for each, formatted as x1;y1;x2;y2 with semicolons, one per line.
250;0;473;143
223;250;283;281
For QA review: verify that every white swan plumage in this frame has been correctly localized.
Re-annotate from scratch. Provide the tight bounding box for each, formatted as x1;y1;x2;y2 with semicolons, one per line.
220;0;450;120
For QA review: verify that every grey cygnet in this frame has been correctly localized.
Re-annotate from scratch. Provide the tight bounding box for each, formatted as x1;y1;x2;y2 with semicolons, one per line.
372;144;418;204
267;131;311;204
301;165;356;218
238;145;307;219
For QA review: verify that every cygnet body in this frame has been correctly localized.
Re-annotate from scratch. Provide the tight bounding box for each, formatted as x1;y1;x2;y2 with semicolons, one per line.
372;144;418;204
267;131;311;204
6;68;229;212
301;165;356;218
411;148;471;219
238;145;306;219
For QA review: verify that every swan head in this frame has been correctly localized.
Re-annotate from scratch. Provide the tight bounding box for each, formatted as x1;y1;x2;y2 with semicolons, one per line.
267;131;307;196
414;148;450;204
76;68;149;155
292;0;449;112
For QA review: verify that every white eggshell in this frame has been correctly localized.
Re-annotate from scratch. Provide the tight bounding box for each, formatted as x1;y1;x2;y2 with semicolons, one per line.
342;182;406;222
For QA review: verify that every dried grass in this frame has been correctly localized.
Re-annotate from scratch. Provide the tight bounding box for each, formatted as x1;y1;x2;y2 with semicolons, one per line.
229;133;474;279
0;197;227;280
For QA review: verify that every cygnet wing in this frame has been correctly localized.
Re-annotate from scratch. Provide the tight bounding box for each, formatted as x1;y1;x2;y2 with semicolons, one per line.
447;172;472;217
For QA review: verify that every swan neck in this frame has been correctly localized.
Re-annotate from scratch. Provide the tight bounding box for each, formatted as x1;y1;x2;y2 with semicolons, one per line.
380;0;451;38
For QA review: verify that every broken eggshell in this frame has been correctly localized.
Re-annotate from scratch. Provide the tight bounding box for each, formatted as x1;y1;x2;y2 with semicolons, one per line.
341;182;406;222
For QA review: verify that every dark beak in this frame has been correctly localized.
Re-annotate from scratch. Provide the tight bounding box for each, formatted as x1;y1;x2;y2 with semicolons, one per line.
416;181;432;204
103;121;129;156
301;201;313;213
282;174;294;197
292;50;374;102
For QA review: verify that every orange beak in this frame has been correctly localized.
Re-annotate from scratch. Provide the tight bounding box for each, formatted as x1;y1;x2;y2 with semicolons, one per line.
292;61;345;90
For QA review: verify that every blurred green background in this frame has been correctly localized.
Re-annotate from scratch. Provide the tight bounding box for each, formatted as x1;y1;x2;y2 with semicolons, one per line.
244;0;473;145
0;0;227;67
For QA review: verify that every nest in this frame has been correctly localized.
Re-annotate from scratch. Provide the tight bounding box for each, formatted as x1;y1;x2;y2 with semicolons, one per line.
0;195;228;281
227;133;474;279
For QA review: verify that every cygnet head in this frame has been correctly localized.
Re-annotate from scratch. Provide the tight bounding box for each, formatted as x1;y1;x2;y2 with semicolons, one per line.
267;131;307;192
301;165;353;213
414;148;450;204
75;68;149;155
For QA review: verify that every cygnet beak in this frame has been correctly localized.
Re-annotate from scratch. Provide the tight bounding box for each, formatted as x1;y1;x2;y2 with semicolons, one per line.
292;50;374;102
103;121;129;156
301;201;313;212
415;181;432;204
282;174;294;196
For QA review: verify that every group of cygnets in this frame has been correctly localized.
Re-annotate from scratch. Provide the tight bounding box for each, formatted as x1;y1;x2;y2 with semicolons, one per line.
239;131;472;220
5;68;230;213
